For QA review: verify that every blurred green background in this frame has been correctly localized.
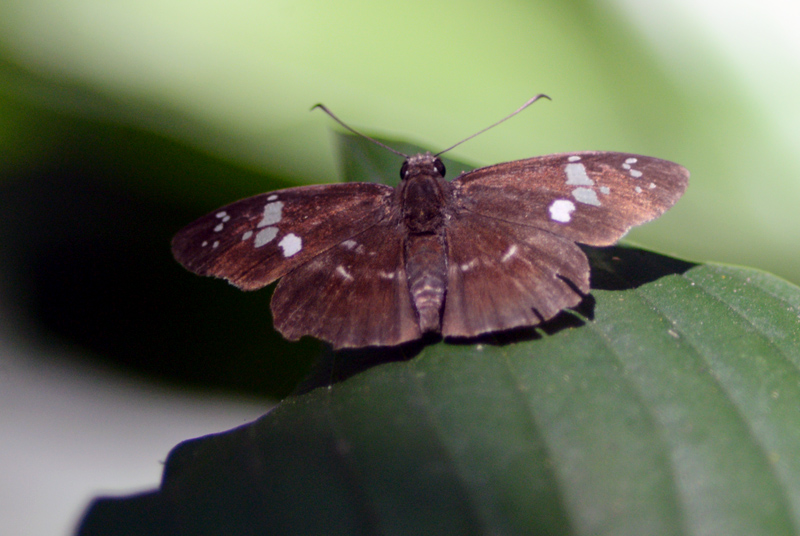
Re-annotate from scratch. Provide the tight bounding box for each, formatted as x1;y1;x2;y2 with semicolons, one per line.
2;1;800;534
1;0;799;393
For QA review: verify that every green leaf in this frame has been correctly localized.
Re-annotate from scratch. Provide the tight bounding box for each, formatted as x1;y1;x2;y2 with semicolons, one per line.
78;135;800;536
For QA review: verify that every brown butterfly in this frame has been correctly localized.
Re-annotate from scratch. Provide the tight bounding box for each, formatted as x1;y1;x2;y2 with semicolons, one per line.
172;96;688;348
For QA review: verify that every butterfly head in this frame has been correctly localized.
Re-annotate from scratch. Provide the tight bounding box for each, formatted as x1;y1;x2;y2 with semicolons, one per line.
400;152;446;182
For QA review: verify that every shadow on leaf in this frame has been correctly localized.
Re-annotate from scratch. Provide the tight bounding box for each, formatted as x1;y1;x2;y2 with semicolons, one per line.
584;244;696;290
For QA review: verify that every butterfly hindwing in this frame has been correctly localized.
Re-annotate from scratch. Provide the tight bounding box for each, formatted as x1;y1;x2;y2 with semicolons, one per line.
171;183;394;290
453;152;689;246
442;211;589;338
270;219;421;348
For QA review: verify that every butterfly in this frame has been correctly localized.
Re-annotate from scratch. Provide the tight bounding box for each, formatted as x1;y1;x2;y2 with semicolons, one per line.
172;97;689;349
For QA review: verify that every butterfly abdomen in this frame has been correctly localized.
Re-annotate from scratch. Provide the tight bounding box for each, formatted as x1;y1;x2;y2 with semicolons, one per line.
404;233;447;333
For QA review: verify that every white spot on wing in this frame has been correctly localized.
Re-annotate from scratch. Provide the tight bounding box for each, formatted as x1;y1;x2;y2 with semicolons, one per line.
254;227;278;247
625;157;638;164
600;186;610;195
649;183;656;189
622;163;631;170
258;201;283;228
565;163;594;186
567;155;581;162
341;240;358;250
279;233;302;257
201;241;208;247
213;212;228;231
460;259;479;272
635;186;642;193
267;194;278;201
549;199;575;223
336;265;354;281
378;271;396;280
501;244;518;263
572;187;601;206
630;169;643;178
242;230;253;241
212;241;219;249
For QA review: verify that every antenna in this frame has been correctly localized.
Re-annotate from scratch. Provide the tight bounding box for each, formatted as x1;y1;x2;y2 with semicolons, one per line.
311;104;408;158
312;94;551;159
435;94;550;156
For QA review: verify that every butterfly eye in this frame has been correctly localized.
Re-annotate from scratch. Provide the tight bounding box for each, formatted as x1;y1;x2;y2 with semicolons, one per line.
400;160;409;180
434;158;446;177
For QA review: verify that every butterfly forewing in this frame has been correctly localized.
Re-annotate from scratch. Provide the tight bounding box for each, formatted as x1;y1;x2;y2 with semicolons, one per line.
171;183;393;290
270;219;421;348
454;152;689;246
442;211;589;337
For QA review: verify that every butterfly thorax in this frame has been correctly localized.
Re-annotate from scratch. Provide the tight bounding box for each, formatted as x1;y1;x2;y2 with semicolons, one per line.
399;153;451;234
399;153;452;334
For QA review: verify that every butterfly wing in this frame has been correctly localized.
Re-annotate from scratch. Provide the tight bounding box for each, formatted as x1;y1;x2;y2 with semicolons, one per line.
442;211;589;338
270;220;420;348
171;183;394;290
452;152;689;245
442;151;687;337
